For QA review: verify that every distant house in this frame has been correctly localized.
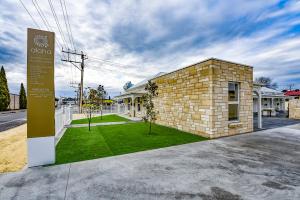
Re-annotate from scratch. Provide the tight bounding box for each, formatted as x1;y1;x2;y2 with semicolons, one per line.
9;93;20;110
103;99;114;106
253;87;287;116
114;72;165;118
284;89;300;99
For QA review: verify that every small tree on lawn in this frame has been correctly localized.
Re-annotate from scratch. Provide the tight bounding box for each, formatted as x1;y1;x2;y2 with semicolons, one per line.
82;104;98;131
83;88;99;131
97;85;107;120
142;80;158;134
19;83;27;109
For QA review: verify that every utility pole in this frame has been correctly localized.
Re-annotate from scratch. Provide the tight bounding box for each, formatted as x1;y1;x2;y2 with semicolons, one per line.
288;84;294;91
70;82;79;106
62;49;88;113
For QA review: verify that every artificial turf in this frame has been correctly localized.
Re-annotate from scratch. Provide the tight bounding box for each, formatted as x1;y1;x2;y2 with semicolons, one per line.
55;122;207;164
71;114;130;124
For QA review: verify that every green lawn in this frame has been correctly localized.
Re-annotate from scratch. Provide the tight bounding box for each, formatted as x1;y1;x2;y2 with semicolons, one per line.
56;122;207;164
71;114;130;124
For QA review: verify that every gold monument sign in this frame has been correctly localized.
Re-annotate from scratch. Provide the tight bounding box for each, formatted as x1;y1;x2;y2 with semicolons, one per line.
27;28;55;138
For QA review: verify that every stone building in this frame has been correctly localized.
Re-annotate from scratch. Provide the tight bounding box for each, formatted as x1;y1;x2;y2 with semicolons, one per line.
289;99;300;119
115;58;254;138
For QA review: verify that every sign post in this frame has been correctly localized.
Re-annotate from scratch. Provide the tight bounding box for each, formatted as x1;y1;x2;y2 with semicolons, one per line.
27;28;55;167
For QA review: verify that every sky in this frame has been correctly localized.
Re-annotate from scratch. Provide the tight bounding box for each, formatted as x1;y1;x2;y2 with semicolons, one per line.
0;0;300;98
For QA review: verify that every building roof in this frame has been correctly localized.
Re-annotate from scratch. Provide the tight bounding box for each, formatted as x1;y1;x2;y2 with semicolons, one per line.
114;72;166;99
260;87;285;97
284;90;300;96
127;72;166;91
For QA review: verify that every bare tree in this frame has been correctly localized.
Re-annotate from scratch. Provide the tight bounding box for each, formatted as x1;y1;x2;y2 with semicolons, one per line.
255;77;278;89
142;81;158;134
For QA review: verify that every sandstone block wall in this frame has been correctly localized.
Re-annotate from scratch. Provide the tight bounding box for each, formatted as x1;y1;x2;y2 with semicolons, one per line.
153;58;253;138
289;99;300;119
211;59;253;137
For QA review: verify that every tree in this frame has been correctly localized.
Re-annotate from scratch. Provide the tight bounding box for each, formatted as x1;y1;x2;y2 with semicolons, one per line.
88;88;98;104
123;81;134;91
97;85;107;120
0;66;10;111
82;104;98;131
83;88;99;131
19;83;27;109
142;80;158;134
255;76;278;89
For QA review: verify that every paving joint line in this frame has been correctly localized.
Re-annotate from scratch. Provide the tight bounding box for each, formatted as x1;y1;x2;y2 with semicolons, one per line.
64;164;71;200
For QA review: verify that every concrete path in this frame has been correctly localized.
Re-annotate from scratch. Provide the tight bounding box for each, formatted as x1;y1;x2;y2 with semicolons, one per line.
0;125;299;200
117;113;142;121
66;121;137;128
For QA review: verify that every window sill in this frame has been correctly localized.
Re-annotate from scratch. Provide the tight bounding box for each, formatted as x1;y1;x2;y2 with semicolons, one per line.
228;122;243;128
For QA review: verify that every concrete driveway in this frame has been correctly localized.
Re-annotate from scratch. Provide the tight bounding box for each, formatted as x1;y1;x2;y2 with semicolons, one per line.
0;124;299;200
254;116;300;131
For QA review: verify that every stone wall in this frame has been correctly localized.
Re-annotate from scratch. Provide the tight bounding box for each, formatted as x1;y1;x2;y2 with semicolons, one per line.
153;58;253;138
211;59;253;137
289;99;300;119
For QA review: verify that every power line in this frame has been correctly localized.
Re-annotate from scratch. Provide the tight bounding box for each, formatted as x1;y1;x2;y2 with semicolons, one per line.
31;0;51;30
20;0;63;51
88;56;142;69
61;0;76;50
48;0;69;50
86;63;148;79
32;0;51;30
59;0;74;50
31;0;64;50
18;0;41;29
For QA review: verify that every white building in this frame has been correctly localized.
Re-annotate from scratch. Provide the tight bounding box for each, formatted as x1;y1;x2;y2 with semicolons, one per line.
253;86;287;117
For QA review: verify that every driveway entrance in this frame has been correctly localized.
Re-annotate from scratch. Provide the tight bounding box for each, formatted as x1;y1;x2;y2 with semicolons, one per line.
254;115;300;131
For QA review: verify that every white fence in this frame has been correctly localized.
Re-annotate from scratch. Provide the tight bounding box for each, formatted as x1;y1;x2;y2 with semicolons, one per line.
71;105;118;114
55;105;72;136
54;104;119;136
118;104;126;114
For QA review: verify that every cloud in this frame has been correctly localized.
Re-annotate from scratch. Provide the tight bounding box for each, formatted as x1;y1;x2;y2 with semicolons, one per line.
0;0;300;97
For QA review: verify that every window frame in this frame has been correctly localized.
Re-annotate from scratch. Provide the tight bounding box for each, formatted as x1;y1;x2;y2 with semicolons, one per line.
228;82;240;122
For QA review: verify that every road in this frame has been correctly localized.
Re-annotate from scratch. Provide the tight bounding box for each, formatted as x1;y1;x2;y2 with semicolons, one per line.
0;110;26;132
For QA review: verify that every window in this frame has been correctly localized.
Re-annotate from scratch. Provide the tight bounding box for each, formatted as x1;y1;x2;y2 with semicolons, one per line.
228;82;239;121
138;103;141;111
